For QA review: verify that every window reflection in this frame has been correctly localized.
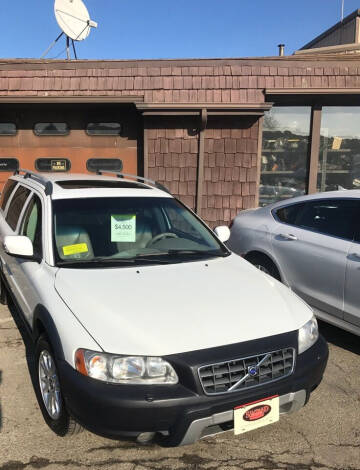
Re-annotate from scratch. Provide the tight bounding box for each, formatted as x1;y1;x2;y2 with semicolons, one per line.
317;107;360;192
260;107;311;206
86;122;121;136
34;123;69;136
0;123;16;135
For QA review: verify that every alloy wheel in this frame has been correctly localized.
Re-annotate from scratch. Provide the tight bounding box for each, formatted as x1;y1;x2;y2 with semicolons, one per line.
38;350;62;420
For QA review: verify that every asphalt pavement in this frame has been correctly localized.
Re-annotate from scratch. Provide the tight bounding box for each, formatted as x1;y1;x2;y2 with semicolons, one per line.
0;301;359;470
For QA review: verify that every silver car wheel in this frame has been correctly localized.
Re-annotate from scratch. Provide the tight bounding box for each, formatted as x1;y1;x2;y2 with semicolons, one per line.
255;264;271;275
38;350;62;420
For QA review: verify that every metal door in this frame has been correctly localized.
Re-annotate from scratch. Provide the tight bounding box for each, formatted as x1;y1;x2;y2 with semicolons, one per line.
271;198;358;319
0;103;139;191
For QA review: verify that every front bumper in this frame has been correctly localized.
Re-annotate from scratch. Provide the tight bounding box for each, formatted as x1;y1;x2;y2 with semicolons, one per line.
179;389;307;446
57;334;328;447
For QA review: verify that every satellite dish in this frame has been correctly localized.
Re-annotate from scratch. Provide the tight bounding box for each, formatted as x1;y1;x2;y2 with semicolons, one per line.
54;0;97;41
41;0;97;59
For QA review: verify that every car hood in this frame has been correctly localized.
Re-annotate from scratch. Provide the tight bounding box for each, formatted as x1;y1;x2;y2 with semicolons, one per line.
54;254;312;356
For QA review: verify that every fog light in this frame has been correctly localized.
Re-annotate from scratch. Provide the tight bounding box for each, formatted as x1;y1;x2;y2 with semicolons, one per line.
136;432;156;444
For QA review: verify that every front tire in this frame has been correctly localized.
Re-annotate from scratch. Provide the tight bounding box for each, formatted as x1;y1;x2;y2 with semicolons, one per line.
34;335;83;436
246;253;281;281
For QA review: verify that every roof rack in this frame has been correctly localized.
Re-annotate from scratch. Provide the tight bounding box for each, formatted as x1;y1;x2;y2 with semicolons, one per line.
95;170;171;194
14;169;53;195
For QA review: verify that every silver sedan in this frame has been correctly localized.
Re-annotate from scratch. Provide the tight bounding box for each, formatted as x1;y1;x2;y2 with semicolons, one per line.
227;190;360;337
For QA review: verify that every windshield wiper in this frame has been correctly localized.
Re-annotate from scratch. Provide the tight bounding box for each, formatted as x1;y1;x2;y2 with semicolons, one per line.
57;250;229;268
56;258;138;268
57;255;173;268
166;249;229;257
133;253;177;264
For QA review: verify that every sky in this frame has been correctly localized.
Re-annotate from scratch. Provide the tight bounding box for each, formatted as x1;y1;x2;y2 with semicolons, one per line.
0;1;360;60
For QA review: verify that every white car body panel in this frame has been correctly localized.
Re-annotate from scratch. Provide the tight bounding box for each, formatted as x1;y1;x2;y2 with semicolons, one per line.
54;254;313;357
0;173;313;364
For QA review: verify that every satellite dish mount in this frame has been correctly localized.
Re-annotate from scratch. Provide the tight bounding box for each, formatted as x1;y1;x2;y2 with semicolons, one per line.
41;0;98;60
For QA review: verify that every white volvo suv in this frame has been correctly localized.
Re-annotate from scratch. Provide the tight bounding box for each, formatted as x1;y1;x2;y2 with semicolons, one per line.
0;170;328;446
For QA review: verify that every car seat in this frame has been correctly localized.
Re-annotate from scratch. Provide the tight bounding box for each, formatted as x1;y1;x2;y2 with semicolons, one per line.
115;214;154;253
55;225;94;260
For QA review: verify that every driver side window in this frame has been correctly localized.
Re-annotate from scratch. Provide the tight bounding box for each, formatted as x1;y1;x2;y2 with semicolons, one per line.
165;205;202;240
20;195;43;259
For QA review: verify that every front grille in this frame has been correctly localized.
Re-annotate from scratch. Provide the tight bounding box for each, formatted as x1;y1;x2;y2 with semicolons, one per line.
198;348;295;395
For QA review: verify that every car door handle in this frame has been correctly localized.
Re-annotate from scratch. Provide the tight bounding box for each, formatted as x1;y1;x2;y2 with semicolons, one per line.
351;252;360;260
279;233;298;241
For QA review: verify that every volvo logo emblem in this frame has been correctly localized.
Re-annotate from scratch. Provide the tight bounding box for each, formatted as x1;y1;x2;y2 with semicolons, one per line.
248;365;258;377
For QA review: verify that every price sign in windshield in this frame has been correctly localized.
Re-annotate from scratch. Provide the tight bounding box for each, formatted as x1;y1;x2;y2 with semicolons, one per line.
111;214;136;242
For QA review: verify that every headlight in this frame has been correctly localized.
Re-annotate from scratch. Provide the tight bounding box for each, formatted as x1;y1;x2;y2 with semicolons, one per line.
75;349;178;384
298;315;319;354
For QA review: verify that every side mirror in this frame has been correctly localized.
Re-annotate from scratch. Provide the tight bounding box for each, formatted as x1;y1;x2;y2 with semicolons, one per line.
3;235;34;258
214;225;231;243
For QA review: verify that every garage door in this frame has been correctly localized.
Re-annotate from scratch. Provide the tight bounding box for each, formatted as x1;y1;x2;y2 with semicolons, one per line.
0;103;139;189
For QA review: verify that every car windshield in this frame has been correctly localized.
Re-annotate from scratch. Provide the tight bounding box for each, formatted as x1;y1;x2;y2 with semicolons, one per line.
52;197;229;267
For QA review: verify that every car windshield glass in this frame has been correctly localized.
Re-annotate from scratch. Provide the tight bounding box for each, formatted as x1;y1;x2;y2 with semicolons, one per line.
52;197;228;267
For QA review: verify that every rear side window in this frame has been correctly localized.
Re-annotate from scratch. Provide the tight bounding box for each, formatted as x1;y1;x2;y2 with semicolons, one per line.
21;195;42;258
0;180;17;211
5;185;31;231
297;199;359;240
274;203;305;225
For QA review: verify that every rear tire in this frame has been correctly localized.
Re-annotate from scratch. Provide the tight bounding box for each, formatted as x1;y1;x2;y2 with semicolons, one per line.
246;253;281;281
34;335;83;436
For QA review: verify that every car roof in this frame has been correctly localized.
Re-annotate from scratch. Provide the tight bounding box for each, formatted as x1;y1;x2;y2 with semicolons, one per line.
265;189;360;211
10;173;172;200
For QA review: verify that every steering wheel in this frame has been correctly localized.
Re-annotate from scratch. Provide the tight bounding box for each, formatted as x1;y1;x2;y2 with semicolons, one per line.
146;232;178;247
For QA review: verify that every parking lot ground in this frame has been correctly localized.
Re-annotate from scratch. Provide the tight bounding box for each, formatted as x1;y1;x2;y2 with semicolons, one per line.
0;301;359;470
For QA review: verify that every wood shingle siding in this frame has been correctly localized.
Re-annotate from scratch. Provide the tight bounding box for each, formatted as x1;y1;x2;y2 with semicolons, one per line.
0;56;360;102
0;55;360;226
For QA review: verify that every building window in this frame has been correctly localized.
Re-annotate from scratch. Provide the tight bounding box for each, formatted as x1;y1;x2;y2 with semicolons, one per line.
0;158;19;172
35;158;71;172
317;107;360;192
260;107;311;206
34;123;69;136
87;158;123;173
86;122;122;136
0;123;17;135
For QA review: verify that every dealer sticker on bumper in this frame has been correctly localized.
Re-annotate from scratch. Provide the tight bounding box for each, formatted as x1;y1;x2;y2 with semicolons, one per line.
234;395;279;435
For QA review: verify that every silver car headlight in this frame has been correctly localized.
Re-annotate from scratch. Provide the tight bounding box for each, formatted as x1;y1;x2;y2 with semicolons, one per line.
298;315;319;354
75;349;178;384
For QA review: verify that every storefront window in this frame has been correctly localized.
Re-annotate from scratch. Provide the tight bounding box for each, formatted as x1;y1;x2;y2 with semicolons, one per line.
260;107;311;206
317;107;360;192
